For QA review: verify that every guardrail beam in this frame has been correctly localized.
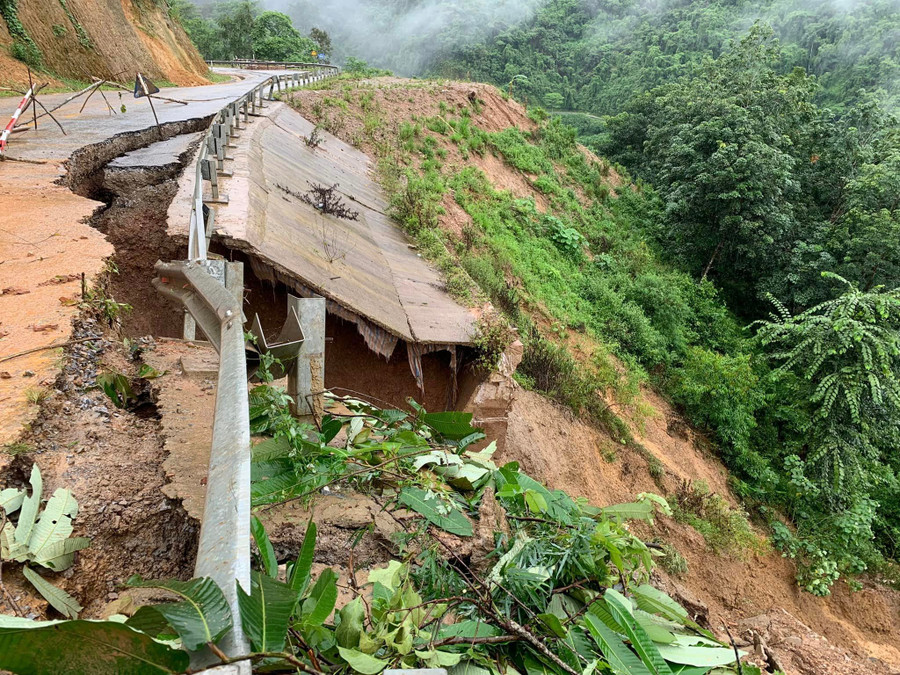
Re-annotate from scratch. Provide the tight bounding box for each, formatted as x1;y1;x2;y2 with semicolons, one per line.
153;260;250;664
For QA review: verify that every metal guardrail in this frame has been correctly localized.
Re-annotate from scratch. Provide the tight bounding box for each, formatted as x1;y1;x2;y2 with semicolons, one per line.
155;63;339;663
207;59;341;71
188;65;338;261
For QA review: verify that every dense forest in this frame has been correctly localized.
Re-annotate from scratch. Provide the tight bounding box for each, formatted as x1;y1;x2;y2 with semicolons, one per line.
438;0;900;114
448;3;900;595
170;0;329;61
173;0;900;595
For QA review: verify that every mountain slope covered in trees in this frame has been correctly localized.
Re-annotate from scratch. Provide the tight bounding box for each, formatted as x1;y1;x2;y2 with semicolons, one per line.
437;0;900;114
170;0;900;598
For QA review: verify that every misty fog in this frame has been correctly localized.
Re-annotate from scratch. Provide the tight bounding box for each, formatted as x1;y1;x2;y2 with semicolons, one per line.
264;0;543;74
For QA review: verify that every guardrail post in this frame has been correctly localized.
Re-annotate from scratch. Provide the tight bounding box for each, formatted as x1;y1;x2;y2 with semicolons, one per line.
287;295;326;421
229;102;241;132
202;158;228;204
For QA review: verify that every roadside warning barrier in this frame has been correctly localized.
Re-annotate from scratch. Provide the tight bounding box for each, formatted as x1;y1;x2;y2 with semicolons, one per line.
0;86;34;155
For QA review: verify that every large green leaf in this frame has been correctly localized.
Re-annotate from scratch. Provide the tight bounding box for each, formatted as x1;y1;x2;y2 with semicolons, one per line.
251;459;303;506
0;488;25;515
126;606;178;640
125;576;232;651
15;465;43;546
250;436;292;462
584;613;652;675
633;610;677;644
448;662;493;675
23;567;81;619
301;568;337;626
0;615;190;674
605;590;673;675
28;489;78;564
600;502;654;523
435;620;503;639
421;412;479;440
398;487;473;537
335;597;365;649
1;522;30;562
289;519;316;594
630;586;689;625
237;571;299;652
338;646;388;674
515;474;576;523
32;537;90;572
631;586;715;640
655;645;743;668
251;516;278;579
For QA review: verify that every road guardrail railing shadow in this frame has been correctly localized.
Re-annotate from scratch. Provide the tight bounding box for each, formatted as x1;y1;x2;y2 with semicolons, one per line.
155;61;338;668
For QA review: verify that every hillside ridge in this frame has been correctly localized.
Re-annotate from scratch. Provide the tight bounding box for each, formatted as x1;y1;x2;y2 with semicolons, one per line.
0;0;208;89
283;75;900;675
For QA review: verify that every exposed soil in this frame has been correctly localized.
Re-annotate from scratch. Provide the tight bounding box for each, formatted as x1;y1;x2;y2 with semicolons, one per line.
498;386;900;674
0;159;111;445
2;73;898;675
289;77;900;674
0;318;197;619
0;0;207;90
89;150;195;338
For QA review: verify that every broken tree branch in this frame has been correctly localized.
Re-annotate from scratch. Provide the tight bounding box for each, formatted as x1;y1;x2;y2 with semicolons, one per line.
29;96;66;136
0;337;100;363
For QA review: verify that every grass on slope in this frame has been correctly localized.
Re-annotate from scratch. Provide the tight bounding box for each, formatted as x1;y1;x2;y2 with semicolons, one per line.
287;79;758;489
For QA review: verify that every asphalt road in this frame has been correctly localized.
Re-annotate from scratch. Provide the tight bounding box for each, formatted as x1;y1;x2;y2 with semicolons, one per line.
0;69;298;163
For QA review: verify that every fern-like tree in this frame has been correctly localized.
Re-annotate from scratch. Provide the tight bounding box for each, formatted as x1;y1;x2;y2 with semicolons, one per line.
757;274;900;504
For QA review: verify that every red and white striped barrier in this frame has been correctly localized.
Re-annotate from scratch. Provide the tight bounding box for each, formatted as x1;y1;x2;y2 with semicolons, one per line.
0;86;34;155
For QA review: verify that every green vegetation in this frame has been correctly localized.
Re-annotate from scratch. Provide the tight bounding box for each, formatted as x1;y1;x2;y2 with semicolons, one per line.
294;65;900;595
440;0;900;114
672;482;765;558
1;464;90;618
0;394;755;674
57;0;92;49
1;0;42;68
176;0;900;596
170;0;331;62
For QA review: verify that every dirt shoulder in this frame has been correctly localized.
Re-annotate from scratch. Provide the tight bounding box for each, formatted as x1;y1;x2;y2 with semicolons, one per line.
0;159;111;445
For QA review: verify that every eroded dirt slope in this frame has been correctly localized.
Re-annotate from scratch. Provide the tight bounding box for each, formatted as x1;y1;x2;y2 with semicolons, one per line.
0;0;207;89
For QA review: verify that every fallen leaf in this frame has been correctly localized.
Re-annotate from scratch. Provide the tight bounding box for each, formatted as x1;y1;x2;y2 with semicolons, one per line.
59;296;78;306
30;323;59;332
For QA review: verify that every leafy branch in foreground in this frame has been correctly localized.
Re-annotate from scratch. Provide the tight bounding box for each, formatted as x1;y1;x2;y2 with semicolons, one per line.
1;464;89;618
0;396;758;674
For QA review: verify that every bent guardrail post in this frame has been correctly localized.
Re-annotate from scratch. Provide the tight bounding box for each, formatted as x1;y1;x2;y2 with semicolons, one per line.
153;260;251;663
287;295;326;421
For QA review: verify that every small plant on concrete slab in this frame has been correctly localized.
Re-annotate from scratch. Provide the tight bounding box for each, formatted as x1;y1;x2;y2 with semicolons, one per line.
303;125;324;149
299;182;360;222
1;464;89;618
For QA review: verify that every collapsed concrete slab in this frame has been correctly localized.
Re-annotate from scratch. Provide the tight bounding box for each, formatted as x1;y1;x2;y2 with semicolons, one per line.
168;102;478;404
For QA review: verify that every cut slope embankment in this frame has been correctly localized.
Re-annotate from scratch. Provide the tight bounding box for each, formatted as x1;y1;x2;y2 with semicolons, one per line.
287;76;900;675
0;0;207;89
